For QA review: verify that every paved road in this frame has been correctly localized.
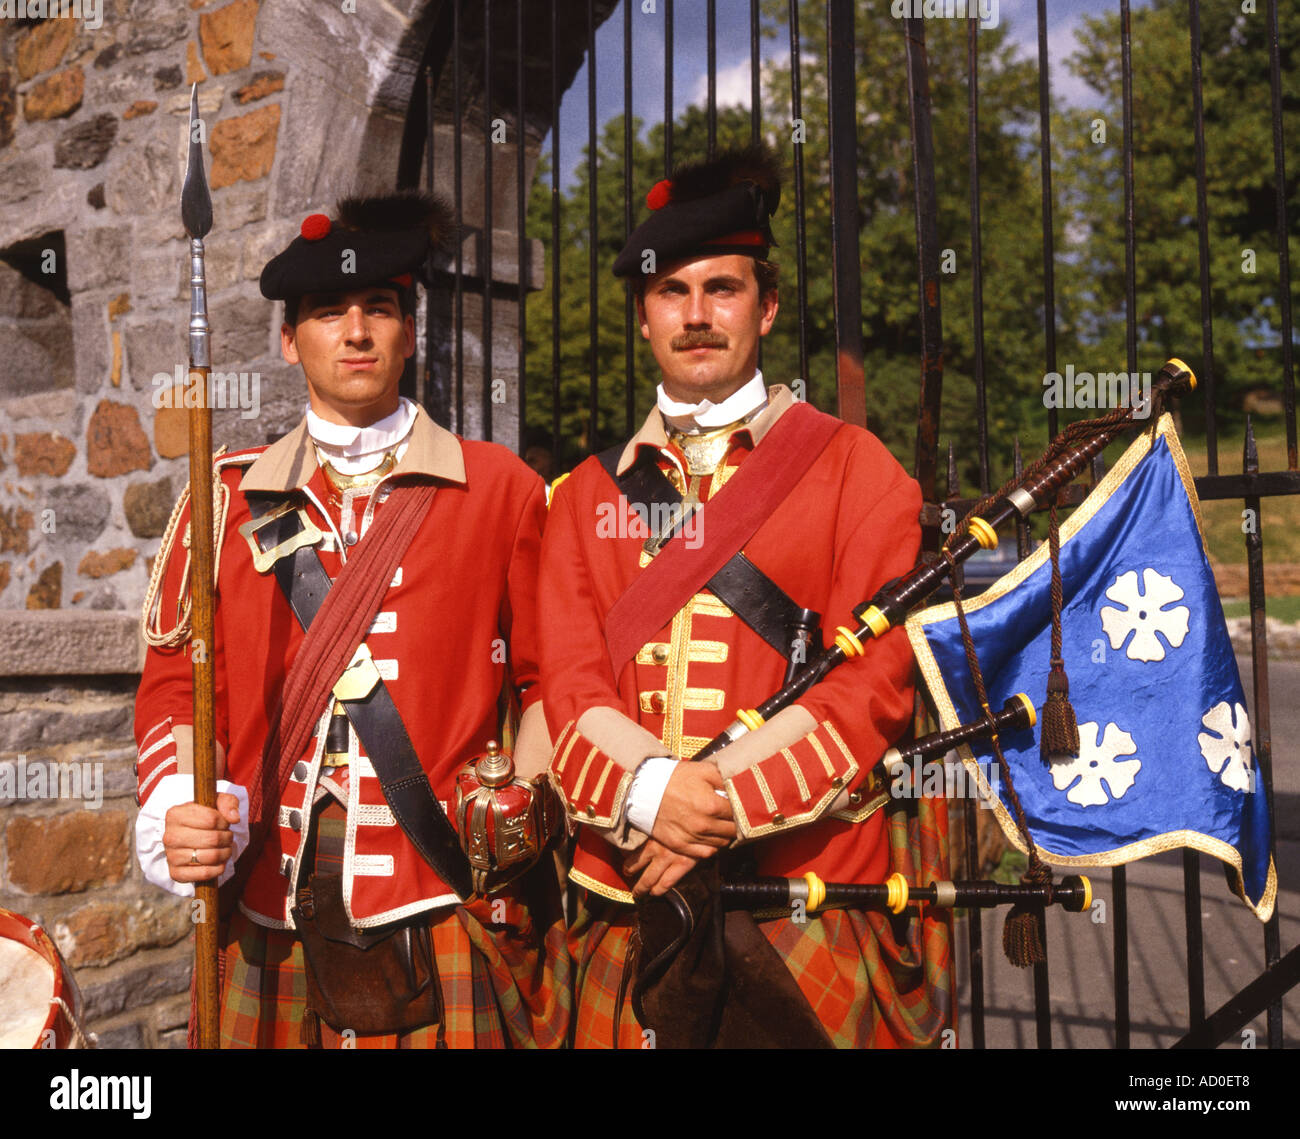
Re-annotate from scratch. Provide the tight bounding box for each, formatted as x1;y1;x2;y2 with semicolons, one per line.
954;658;1299;1048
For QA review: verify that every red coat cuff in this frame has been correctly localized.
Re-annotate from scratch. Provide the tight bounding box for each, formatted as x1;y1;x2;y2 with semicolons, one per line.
549;720;634;830
136;718;182;807
724;719;859;841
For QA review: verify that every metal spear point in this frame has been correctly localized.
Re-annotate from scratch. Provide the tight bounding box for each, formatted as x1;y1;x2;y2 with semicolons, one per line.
182;82;220;1050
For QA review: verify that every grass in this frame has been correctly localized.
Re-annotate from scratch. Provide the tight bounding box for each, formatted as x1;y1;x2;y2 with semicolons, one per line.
1221;596;1300;622
1176;419;1300;567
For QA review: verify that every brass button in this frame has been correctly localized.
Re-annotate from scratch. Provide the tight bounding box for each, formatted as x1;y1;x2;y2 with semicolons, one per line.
848;791;862;806
772;813;786;825
585;805;596;818
651;644;669;665
648;692;666;714
831;775;843;788
293;761;309;781
288;809;302;832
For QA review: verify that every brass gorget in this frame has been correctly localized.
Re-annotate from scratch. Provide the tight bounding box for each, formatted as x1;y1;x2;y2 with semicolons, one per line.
667;410;760;477
319;450;397;501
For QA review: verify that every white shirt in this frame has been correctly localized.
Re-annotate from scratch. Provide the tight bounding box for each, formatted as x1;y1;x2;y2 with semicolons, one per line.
307;397;419;475
656;371;769;434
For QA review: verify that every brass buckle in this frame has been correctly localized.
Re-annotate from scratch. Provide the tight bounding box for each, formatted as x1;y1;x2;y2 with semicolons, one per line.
643;501;695;557
237;502;323;573
333;642;381;702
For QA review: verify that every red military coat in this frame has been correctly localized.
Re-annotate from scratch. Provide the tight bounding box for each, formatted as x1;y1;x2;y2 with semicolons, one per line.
540;386;922;902
135;408;546;927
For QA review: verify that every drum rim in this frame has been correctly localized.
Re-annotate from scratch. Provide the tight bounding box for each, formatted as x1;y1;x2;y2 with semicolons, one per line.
0;906;75;1048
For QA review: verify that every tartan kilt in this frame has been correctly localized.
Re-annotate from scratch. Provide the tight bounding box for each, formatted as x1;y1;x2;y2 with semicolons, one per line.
217;877;570;1049
568;795;953;1049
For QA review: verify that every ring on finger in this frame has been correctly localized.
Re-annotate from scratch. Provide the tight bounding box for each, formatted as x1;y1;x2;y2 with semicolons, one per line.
189;848;200;866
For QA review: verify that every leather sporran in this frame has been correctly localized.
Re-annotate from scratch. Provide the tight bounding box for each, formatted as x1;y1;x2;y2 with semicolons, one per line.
631;860;833;1049
291;873;443;1044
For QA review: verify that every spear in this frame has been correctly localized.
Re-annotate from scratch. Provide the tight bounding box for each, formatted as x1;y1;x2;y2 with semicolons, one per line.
181;83;219;1049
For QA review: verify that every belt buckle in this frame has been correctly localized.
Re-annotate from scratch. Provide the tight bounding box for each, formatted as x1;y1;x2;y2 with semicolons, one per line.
333;642;381;702
643;501;693;557
237;502;323;573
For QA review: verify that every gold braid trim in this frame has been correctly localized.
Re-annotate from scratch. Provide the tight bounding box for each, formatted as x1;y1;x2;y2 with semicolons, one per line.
141;447;243;648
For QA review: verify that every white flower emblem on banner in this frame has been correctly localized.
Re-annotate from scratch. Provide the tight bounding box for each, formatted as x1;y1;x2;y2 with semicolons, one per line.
1050;721;1141;807
1099;568;1191;662
1198;701;1254;793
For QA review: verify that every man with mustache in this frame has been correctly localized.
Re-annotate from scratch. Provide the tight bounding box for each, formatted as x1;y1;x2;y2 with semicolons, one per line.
132;192;568;1048
540;147;946;1048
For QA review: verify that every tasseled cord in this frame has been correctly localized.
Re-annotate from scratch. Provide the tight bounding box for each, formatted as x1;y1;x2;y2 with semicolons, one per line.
1040;501;1080;765
941;548;1055;968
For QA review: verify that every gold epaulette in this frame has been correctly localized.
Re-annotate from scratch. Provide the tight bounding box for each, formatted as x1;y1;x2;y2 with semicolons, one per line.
140;447;254;649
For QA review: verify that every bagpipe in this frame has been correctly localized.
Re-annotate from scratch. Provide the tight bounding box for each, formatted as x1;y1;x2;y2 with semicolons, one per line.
460;356;1274;1045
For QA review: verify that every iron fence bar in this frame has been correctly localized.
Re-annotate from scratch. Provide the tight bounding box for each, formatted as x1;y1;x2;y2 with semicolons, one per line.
961;792;985;1049
550;0;561;472
1035;0;1058;443
454;0;465;435
904;16;942;512
1183;0;1212;1012
587;0;599;454
484;0;496;442
943;447;984;1048
707;0;717;159
425;65;443;424
1195;471;1300;498
517;0;526;456
927;471;1300;526
1013;439;1030;562
1181;848;1206;1032
1115;0;1140;1044
624;0;635;440
749;0;761;146
664;0;673;176
1172;941;1300;1049
1244;419;1283;1048
1188;0;1218;476
1266;0;1297;470
826;0;864;428
1114;863;1129;1047
967;19;988;495
1033;919;1052;1048
786;0;810;390
1120;0;1137;381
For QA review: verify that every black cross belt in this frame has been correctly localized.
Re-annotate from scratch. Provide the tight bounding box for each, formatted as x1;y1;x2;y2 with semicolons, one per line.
241;494;473;900
598;447;819;668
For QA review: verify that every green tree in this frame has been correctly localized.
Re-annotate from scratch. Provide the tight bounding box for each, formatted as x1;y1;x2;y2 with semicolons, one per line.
1056;0;1300;439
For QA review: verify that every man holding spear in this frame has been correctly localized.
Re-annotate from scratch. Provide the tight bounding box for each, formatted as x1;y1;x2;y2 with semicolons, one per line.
131;91;567;1048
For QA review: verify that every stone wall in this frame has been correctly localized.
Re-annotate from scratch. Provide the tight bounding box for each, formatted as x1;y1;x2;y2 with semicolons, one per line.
0;614;194;1048
0;0;611;1047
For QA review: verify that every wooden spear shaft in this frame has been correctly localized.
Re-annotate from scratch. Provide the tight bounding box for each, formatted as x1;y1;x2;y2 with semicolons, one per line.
183;83;219;1048
187;355;220;1049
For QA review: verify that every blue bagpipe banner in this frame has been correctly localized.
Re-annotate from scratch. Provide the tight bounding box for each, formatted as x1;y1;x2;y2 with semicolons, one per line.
906;414;1275;920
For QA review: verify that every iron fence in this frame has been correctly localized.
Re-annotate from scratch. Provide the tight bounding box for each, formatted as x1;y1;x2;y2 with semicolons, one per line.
398;0;1295;1048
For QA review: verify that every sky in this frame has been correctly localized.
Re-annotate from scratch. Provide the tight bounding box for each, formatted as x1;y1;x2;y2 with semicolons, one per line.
546;0;1142;187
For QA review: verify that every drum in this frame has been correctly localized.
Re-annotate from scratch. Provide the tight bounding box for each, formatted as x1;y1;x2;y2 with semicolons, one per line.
0;907;90;1049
